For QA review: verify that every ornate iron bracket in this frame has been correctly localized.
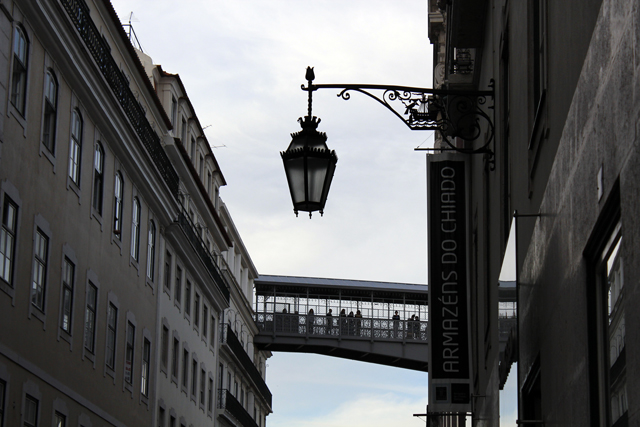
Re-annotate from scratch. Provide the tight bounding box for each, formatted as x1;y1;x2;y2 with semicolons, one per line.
301;67;495;157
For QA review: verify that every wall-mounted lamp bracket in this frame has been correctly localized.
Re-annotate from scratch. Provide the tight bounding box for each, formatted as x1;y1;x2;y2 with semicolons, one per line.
301;69;495;157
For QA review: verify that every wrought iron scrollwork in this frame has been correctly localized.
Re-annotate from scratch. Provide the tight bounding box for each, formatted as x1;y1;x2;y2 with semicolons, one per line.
302;71;495;157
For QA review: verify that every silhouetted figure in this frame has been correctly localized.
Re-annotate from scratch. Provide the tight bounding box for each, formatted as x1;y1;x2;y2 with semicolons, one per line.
339;309;347;335
348;311;355;335
326;309;333;335
407;315;415;339
307;308;315;335
392;310;400;338
355;310;362;336
414;315;420;339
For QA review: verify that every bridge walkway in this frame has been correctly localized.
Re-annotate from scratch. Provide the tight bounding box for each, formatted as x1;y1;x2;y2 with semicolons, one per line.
253;275;429;371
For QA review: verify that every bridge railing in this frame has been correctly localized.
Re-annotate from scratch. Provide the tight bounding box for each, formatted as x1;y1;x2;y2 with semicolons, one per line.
254;312;427;341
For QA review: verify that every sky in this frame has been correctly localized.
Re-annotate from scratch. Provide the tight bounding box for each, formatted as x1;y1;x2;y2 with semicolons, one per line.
109;1;517;426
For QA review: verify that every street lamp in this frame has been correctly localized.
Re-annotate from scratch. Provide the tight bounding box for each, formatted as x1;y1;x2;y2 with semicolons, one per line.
281;67;338;218
282;67;494;217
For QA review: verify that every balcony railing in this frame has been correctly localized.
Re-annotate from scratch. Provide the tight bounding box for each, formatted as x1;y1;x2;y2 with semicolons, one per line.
177;210;230;302
255;312;428;341
222;324;272;407
61;0;180;198
218;389;259;427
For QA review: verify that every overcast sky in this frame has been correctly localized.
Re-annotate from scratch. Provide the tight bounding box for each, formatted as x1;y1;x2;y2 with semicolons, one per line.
109;1;516;426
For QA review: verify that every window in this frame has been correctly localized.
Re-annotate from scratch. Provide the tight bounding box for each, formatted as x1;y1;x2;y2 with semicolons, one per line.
169;415;176;427
207;377;213;413
190;136;196;159
54;412;65;427
184;280;191;315
199;154;204;177
158;407;165;427
174;266;181;304
206;171;212;195
23;395;38;427
171;96;178;128
161;325;169;371
164;251;171;292
172;337;179;379
42;71;58;153
181;118;187;143
68;109;83;186
533;0;547;111
11;26;28;116
113;173;123;238
106;303;117;369
200;368;206;406
203;305;208;339
60;257;75;333
130;198;140;261
1;197;18;285
0;380;5;427
31;229;48;311
146;221;155;280
598;227;627;426
124;321;135;385
141;338;151;396
84;283;97;353
210;315;215;346
194;292;200;328
92;143;104;215
191;359;197;397
182;348;189;389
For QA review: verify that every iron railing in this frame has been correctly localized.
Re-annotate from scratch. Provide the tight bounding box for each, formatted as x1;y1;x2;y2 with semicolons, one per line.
177;210;230;302
218;389;259;427
255;312;428;341
61;0;180;198
221;324;272;407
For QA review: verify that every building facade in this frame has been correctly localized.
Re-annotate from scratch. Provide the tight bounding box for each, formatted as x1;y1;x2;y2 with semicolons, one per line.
0;0;270;426
429;0;639;426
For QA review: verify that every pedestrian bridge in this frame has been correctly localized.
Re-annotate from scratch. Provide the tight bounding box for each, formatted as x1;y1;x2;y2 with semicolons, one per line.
253;275;430;371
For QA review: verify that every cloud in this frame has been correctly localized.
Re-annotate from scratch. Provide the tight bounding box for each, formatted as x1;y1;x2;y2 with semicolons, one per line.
271;393;426;427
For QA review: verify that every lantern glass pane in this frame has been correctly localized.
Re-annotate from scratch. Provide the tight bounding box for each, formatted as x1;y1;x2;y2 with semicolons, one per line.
284;157;306;204
307;157;329;203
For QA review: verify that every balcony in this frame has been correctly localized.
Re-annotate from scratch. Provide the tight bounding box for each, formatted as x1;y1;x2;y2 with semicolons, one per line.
61;0;180;198
177;210;230;302
218;389;259;427
221;324;272;408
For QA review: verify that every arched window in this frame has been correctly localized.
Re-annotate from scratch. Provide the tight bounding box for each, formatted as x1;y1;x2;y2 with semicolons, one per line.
130;197;140;260
42;70;58;152
113;172;123;239
68;109;83;185
146;220;156;280
10;25;29;115
92;143;105;214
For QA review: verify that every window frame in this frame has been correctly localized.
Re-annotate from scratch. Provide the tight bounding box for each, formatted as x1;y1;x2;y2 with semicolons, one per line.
41;69;58;155
84;281;98;356
10;24;29;118
146;220;156;282
1;195;19;290
113;172;124;241
141;336;151;398
60;256;75;335
29;216;51;323
130;197;141;262
68;108;83;187
92;142;105;218
105;302;118;371
124;319;136;388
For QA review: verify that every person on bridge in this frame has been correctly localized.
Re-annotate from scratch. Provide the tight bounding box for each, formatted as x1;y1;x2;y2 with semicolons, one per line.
348;311;355;335
307;309;315;335
413;315;420;339
355;310;362;336
339;309;347;335
392;311;400;338
326;309;333;335
407;315;415;338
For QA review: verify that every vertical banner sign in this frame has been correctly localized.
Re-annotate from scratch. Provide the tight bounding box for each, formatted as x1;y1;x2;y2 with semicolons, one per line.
427;154;472;414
